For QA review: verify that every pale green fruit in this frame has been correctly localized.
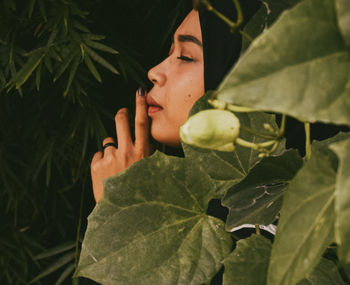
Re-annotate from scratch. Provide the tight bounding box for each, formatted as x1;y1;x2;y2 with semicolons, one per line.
180;109;240;152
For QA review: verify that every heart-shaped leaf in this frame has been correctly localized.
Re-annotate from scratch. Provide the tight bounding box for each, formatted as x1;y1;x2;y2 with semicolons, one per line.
329;138;350;263
223;234;272;285
267;133;350;285
223;149;303;231
218;0;350;126
75;152;232;285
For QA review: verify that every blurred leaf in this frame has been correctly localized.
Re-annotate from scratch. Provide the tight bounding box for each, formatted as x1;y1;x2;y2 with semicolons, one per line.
30;252;75;284
86;40;119;54
335;0;350;48
223;234;272;285
329;138;350;263
75;151;232;284
53;48;79;82
218;0;350;126
35;62;41;90
64;55;81;96
84;53;101;83
297;258;346;285
84;45;119;75
28;0;36;19
37;0;47;21
54;263;75;285
223;149;302;231
13;50;46;89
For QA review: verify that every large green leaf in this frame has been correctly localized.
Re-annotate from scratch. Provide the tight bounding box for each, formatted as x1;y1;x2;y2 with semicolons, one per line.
335;0;350;48
329;138;350;263
75;151;232;285
297;258;346;285
267;134;350;285
218;0;350;126
223;149;302;231
223;234;272;285
183;92;285;198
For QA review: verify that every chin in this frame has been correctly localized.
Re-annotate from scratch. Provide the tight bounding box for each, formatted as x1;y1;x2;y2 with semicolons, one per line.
151;127;181;148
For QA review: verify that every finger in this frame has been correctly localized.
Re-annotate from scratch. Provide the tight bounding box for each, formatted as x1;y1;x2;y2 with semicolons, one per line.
115;108;132;151
91;151;103;170
102;137;117;156
135;88;150;151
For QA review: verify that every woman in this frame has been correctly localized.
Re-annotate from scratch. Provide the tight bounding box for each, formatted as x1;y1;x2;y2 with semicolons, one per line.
91;0;261;203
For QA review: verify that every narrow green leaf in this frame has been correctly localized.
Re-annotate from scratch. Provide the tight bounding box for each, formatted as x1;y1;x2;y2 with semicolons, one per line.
14;50;46;89
30;252;74;284
75;152;232;284
297;258;346;285
35;241;76;260
64;56;81;96
86;40;119;54
329;138;350;262
37;0;47;21
267;134;350;285
84;45;119;75
183;92;285;198
223;235;272;285
35;63;41;91
72;20;90;33
223;149;303;230
218;0;350;126
82;34;105;41
335;0;350;48
53;49;78;82
28;0;36;18
54;263;75;285
84;52;101;82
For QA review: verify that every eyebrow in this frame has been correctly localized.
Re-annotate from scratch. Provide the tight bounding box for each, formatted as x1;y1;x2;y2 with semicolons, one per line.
173;34;203;48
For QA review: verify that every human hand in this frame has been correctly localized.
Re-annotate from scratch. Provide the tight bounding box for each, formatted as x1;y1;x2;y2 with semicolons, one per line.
91;88;153;202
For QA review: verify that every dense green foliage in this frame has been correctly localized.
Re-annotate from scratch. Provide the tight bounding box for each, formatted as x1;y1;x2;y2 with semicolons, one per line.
0;0;189;284
75;0;350;284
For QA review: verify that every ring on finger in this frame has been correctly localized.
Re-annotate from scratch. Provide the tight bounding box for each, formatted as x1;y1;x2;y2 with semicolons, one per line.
103;142;118;151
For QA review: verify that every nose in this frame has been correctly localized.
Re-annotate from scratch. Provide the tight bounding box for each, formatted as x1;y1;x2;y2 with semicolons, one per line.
147;60;166;87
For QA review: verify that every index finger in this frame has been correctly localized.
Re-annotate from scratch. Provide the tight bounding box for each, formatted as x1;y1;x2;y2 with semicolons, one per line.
134;88;150;151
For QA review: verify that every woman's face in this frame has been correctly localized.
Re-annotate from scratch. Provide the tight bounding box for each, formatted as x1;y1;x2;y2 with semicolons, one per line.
147;9;204;147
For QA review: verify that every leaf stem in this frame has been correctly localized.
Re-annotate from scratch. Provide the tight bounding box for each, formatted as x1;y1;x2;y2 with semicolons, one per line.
304;122;311;160
236;138;277;150
208;99;257;112
200;0;243;32
255;224;261;235
279;114;286;136
240;125;278;140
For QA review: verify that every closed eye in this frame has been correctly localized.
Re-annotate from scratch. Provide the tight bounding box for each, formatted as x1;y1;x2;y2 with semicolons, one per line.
177;56;194;62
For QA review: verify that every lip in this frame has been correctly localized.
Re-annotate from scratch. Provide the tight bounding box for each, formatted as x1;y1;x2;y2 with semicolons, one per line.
146;95;163;116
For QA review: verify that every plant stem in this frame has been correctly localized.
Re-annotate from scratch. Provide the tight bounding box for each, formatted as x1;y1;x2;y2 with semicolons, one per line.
304;122;311;160
200;0;243;32
279;114;286;136
236;137;277;150
240;125;278;140
208;99;257;112
255;224;261;235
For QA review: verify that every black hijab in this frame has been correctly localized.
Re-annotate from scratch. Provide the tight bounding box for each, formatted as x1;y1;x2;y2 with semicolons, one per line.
198;0;261;91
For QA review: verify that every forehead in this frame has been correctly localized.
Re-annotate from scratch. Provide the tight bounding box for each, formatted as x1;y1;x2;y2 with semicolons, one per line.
175;9;202;40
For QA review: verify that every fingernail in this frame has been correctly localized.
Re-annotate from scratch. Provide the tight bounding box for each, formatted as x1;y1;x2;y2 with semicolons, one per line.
137;87;146;97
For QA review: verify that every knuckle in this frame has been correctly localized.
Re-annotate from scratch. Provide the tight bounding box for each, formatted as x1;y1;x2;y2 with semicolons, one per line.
135;117;147;128
103;137;114;145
